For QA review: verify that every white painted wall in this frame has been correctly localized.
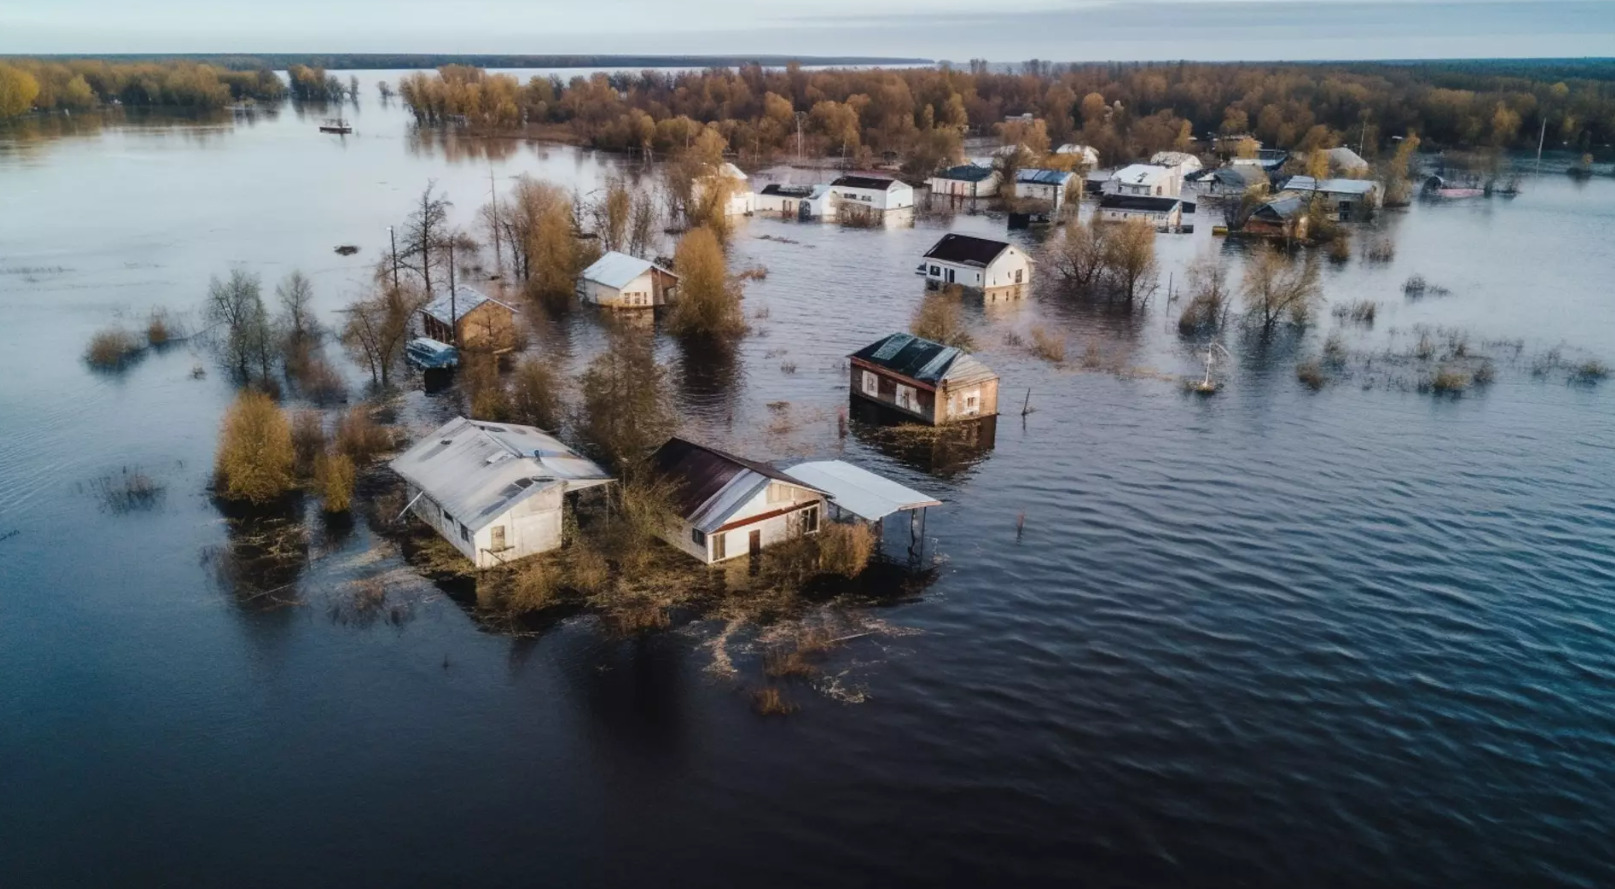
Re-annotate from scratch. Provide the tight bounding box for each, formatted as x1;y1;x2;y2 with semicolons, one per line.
923;245;1032;290
657;482;825;564
409;484;565;569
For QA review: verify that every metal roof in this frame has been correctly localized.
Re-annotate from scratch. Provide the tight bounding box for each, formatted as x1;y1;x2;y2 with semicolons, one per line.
1015;168;1075;185
922;233;1011;267
389;417;612;533
1110;164;1171;186
650;437;827;532
1150;151;1201;169
1254;194;1306;219
784;461;941;523
580;251;675;291
1284;176;1378;196
832;175;900;191
1101;194;1182;212
423;286;517;327
1326;146;1370;170
850;332;998;388
933;164;997;182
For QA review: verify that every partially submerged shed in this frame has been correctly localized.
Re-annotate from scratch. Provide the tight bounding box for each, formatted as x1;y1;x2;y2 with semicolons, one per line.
850;332;999;425
421;286;520;353
650;437;828;564
390;417;613;569
785;459;941;560
578;251;680;309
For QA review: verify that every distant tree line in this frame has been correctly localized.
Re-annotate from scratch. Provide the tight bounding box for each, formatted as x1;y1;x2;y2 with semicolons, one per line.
0;58;285;115
394;60;1615;168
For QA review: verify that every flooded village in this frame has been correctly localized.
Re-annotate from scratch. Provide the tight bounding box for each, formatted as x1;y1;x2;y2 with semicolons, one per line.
4;54;1615;887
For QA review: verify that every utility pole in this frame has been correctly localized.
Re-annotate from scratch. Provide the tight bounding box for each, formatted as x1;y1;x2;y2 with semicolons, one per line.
1536;116;1547;174
488;162;502;275
795;111;807;162
388;225;400;292
447;240;457;346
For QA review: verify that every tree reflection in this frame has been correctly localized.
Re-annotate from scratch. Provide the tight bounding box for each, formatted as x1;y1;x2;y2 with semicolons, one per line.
203;500;309;612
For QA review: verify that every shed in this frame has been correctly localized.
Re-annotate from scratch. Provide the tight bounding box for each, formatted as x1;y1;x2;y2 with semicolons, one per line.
927;164;1002;198
1281;175;1381;220
1056;143;1101;166
850;332;999;425
390;417;613;569
829;174;915;218
919;233;1033;296
577;251;679;309
1243;193;1310;239
1012;168;1076;211
650;437;828;564
1198;165;1269;198
694;161;754;216
786;459;941;561
421;286;519;353
1098;194;1184;230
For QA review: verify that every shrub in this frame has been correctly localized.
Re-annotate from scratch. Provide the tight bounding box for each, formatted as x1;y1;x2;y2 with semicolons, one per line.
1403;274;1427;297
1328;232;1352;263
1430;368;1470;393
1296;360;1328;391
1332;299;1376;325
292;352;347;405
92;467;165;513
910;290;975;350
215;390;296;504
817;522;875;577
1573;360;1610;383
1473;361;1496;385
508;557;563;613
508;357;564;430
1322;333;1348;367
1028;325;1067;364
85;327;142;369
316;451;356;512
752;686;796;716
146;310;173;346
1364;238;1395;262
290;410;325;478
333;406;390;465
566;544;611;594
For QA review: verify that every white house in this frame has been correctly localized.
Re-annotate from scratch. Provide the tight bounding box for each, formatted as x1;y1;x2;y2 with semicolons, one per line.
1012;168;1076;211
1109;163;1178;197
577;251;679;309
1149;151;1204;194
829;174;915;220
919;233;1033;295
693;161;754;216
927;164;1002;198
1282;175;1381;220
389;417;613;569
754;183;838;220
1055;143;1101;167
1098;194;1184;230
650;437;829;564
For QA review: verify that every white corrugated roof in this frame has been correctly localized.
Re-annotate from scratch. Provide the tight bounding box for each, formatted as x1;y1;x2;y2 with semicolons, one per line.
1111;164;1171;186
423;286;516;326
389;417;611;532
581;251;667;290
1286;176;1377;195
785;461;941;522
1150;151;1201;169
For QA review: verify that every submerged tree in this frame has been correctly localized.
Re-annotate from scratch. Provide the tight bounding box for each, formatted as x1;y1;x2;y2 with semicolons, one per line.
1177;253;1233;336
340;281;423;388
1052;219;1111;291
669;226;745;341
215;390;295;504
1243;244;1323;337
206;269;274;383
1103;218;1160;303
910;287;975;350
399;182;451;295
574;329;675;470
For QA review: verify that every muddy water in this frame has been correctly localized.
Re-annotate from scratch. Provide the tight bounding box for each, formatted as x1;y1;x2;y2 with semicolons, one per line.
3;71;1615;887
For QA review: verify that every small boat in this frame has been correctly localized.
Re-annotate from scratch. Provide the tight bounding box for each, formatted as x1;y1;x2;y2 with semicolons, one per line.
319;118;353;134
405;337;459;370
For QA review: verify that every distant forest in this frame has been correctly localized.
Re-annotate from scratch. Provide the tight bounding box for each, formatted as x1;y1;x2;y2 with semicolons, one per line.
392;59;1615;172
2;54;933;71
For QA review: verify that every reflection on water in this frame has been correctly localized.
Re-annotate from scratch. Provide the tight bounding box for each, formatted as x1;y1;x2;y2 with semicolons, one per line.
3;70;1615;888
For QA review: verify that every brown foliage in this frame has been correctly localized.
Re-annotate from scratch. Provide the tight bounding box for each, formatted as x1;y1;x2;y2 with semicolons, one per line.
85;327;141;369
670;226;746;341
910;288;975;350
215;390;295;504
333;405;391;465
316;450;357;513
817;523;875;578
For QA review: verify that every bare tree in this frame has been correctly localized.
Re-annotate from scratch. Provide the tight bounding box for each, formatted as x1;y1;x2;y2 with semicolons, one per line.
399;182;451;296
206;269;273;383
574;328;674;471
628;189;661;258
1177;253;1232;335
275;270;318;344
340;283;426;388
1052;219;1110;290
1243;244;1322;337
1104;218;1160;303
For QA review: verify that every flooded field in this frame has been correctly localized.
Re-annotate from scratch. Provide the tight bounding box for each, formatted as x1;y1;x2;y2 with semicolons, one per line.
3;71;1615;887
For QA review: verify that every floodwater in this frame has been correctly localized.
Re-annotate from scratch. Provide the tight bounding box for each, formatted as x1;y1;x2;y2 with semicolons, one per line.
3;71;1615;888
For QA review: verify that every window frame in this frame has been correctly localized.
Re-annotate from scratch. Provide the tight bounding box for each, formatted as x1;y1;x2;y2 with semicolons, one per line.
861;370;879;397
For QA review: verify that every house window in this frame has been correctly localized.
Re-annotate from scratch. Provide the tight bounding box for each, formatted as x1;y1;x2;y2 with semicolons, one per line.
1014;269;1023;284
460;522;471;542
964;392;980;415
896;384;917;411
929;265;940;276
802;505;819;534
712;532;726;561
862;370;879;397
691;528;706;547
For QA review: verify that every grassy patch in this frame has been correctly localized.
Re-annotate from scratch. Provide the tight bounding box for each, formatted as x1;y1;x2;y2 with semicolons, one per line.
85;327;143;370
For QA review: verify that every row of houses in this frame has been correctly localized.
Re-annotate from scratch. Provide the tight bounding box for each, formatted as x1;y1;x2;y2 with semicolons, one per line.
393;279;1015;567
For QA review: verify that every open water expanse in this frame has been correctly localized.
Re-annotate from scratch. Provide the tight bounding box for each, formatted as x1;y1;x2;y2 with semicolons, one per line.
3;71;1615;887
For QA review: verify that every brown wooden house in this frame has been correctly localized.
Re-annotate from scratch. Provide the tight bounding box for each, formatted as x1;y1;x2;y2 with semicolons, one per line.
849;333;1000;426
421;286;520;353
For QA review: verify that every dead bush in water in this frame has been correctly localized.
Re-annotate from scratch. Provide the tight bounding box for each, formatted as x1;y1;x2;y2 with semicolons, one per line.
817;523;875;578
215;391;296;504
911;289;975;350
763;626;841;679
1028;325;1067;364
333;405;391;465
290;410;325;478
1322;333;1348;368
509;357;565;430
1363;238;1395;263
91;466;165;513
146;309;175;346
1328;232;1352;263
1425;367;1471;394
752;686;796;716
316;450;356;513
1573;360;1610;384
1332;299;1377;325
85;327;143;369
1296;360;1329;391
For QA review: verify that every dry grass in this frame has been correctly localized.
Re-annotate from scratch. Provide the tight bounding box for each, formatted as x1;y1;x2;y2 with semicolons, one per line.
507;556;564;613
1573;359;1610;384
1473;361;1496;385
85;327;142;369
1322;333;1348;368
817;522;875;578
1296;360;1329;391
735;264;769;281
779;361;797;374
146;309;173;346
1332;299;1377;325
1428;367;1471;394
566;544;612;594
292;352;347;405
1364;238;1396;263
1328;233;1352;263
752;686;796;716
1028;325;1068;364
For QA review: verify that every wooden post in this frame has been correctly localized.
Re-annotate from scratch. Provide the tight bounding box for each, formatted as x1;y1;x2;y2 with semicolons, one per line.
1021;388;1032;416
448;240;457;346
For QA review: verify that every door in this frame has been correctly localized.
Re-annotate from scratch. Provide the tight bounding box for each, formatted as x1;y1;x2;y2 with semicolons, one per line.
712;531;726;562
945;268;955;284
749;529;762;556
490;525;507;552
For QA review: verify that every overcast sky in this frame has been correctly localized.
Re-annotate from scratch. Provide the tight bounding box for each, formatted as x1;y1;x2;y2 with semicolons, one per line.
4;0;1614;61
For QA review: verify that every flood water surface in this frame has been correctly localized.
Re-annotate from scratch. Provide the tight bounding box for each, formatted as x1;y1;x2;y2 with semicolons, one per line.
3;74;1615;887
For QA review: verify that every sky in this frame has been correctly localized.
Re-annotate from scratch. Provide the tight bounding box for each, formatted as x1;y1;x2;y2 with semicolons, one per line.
4;0;1615;61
